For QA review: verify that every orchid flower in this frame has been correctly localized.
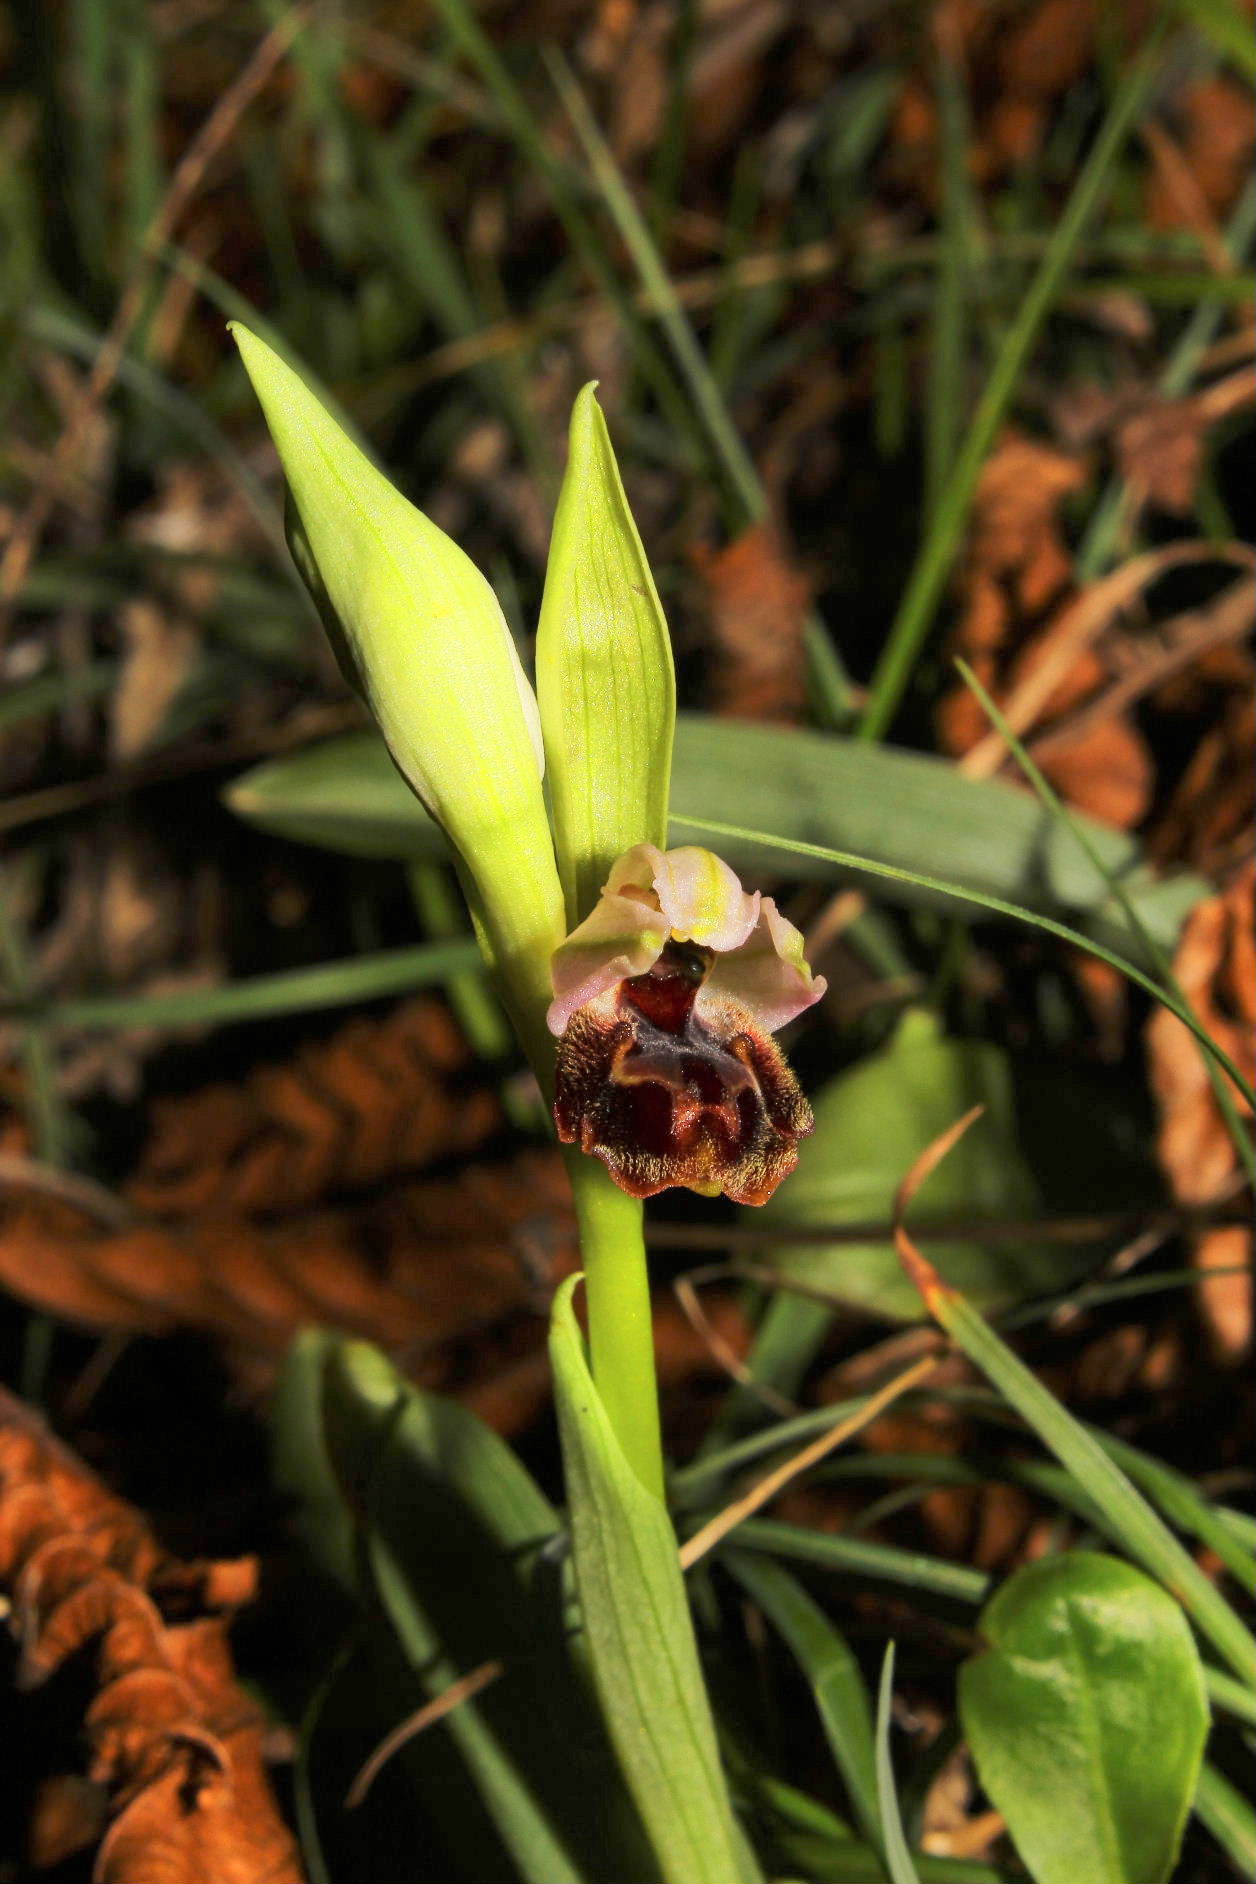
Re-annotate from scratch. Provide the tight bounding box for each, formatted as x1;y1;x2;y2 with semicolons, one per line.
230;331;826;1498
548;843;825;1204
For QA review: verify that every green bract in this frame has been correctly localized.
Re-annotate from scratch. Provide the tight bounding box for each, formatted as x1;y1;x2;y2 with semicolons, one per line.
230;323;565;1070
536;382;675;926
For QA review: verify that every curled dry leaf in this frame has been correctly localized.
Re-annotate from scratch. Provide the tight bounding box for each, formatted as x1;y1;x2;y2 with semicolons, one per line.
0;1386;304;1884
0;1149;579;1408
1145;76;1256;229
1148;637;1255;877
691;519;811;723
128;997;501;1218
1146;860;1255;1357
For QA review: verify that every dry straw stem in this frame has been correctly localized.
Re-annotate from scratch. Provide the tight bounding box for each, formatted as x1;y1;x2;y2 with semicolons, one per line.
891;1104;988;1311
1026;575;1255;768
0;4;310;640
672;1270;797;1419
959;541;1256;779
345;1659;505;1810
678;1353;938;1570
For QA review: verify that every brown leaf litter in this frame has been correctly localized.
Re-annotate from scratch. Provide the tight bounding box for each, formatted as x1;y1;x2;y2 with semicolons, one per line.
691;518;811;722
1146;860;1255;1358
126;996;501;1218
0;1149;578;1411
936;428;1157;830
0;1384;304;1882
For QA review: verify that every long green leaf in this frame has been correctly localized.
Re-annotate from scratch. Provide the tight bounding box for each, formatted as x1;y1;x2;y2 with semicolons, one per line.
726;1552;881;1851
225;715;1209;954
957;657;1255;1185
1193;1763;1256;1874
900;1254;1255;1680
315;1334;659;1884
683;815;1250;1104
549;1276;762;1884
29;940;481;1033
875;1646;924;1884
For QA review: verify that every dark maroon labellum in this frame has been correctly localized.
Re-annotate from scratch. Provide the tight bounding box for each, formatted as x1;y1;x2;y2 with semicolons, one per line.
553;939;814;1206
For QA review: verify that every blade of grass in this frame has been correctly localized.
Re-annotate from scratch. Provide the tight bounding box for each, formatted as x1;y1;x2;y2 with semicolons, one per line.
1167;0;1256;78
122;5;161;266
725;1552;881;1850
858;27;1166;739
19;939;482;1034
957;657;1254;1182
27;303;288;560
543;45;761;525
896;1239;1255;1679
1193;1763;1256;1875
1078;176;1256;576
680;815;1253;1105
645;0;699;239
730;1522;1252;1726
875;1645;924;1884
0;659;115;733
731;1518;989;1606
924;37;978;526
424;0;697;448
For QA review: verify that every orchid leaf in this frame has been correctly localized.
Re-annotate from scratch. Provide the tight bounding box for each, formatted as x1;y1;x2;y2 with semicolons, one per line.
225;717;1206;957
549;1276;763;1884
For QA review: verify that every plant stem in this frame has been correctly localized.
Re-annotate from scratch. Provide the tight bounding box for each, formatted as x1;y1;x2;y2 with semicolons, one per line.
564;1151;665;1501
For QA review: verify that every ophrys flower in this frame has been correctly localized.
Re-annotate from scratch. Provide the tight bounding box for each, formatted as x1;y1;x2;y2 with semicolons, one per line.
549;844;825;1204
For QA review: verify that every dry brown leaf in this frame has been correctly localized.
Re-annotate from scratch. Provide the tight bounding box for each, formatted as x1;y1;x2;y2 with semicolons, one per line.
692;518;810;722
1146;860;1254;1356
128;997;500;1219
1149;649;1255;876
0;1388;304;1883
0;1148;577;1387
1146;76;1256;229
937;430;1158;826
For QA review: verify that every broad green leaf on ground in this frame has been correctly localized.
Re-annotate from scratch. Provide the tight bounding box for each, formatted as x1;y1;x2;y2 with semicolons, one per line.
756;1009;1076;1322
549;1276;763;1884
224;715;1207;954
280;1330;658;1884
959;1553;1208;1884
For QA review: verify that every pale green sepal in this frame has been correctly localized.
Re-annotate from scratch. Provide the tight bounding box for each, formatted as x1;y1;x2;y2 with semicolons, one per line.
536;384;676;925
549;1275;764;1884
231;323;565;1079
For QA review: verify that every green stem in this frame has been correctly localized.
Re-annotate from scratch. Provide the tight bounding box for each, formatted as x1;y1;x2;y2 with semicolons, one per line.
564;1150;665;1501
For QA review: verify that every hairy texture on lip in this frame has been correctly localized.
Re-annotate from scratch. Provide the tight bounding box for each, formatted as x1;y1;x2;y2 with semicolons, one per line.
554;941;813;1206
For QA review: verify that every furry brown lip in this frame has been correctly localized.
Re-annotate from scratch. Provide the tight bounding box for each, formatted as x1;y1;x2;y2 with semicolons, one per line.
554;938;814;1206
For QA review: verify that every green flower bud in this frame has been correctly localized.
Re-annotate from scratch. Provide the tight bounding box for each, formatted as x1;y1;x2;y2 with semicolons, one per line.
231;325;565;1070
